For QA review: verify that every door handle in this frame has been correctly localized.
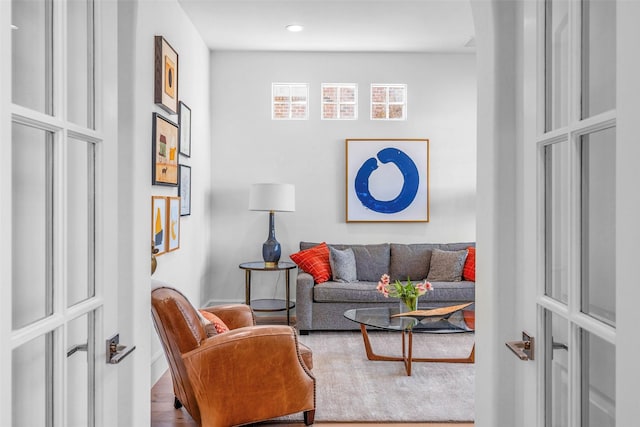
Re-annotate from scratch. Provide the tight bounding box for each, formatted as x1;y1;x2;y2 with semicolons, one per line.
506;331;534;361
553;341;568;351
67;343;88;358
106;333;136;364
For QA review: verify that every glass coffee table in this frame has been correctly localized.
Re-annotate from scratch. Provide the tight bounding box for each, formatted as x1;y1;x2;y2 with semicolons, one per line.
344;302;475;376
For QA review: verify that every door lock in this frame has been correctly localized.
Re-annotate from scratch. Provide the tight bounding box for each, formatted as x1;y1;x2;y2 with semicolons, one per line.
506;331;534;361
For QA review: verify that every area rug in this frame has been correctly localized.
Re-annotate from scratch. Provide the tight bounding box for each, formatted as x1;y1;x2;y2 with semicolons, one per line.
267;330;475;423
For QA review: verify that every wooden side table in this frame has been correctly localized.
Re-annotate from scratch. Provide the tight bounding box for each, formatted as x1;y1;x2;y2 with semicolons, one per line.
239;261;297;325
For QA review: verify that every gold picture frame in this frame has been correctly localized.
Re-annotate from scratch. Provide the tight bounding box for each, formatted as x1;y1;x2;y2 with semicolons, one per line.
167;196;181;252
345;138;430;222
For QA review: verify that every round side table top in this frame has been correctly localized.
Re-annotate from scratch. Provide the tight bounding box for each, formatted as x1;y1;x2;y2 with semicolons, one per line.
239;261;296;271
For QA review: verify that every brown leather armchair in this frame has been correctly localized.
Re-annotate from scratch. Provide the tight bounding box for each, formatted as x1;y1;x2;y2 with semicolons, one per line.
151;285;316;427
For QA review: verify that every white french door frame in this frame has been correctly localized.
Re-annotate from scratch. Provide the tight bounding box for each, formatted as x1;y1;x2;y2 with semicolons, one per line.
1;0;121;425
472;0;640;426
534;0;617;425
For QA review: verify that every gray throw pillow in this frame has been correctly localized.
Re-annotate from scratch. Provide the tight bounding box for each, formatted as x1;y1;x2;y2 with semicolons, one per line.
328;246;358;283
426;248;468;282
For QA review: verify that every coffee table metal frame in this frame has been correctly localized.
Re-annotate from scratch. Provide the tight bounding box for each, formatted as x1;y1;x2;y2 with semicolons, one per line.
344;305;475;376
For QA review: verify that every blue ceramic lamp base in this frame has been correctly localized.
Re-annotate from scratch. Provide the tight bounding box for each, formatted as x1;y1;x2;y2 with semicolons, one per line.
262;211;281;268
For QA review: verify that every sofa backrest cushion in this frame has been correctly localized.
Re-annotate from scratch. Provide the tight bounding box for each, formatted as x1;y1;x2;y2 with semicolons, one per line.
300;242;390;282
389;243;438;281
389;242;476;282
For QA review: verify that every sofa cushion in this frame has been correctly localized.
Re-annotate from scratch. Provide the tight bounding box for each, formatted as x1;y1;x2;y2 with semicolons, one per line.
351;244;390;282
300;242;390;282
389;243;438;281
329;246;357;282
438;242;476;252
462;246;476;281
426;248;468;282
313;281;391;303
426;280;475;301
312;280;475;304
290;242;332;283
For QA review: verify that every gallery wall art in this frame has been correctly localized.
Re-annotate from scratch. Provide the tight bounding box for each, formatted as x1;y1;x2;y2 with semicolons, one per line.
152;113;179;186
179;164;191;216
167;197;181;252
154;36;179;114
345;138;430;222
152;196;167;256
151;196;181;254
178;101;191;157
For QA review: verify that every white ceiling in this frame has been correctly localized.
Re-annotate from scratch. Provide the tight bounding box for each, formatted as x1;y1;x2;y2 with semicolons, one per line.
178;0;475;53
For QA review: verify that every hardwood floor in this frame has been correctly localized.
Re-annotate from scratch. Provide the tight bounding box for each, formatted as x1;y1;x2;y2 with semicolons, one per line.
151;314;473;426
151;370;473;427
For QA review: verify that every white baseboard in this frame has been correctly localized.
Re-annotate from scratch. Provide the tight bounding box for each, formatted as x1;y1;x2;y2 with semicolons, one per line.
151;349;168;386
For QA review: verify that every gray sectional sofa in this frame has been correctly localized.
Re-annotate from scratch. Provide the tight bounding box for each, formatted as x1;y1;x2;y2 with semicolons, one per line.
294;241;476;334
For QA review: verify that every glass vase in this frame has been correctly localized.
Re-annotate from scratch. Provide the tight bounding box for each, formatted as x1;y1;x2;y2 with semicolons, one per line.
400;296;418;313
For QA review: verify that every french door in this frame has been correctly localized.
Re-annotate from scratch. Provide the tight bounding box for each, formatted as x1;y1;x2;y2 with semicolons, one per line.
517;0;637;425
1;0;122;425
538;0;616;426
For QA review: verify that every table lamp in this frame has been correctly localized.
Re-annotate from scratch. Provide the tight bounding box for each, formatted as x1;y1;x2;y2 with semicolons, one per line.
249;183;295;267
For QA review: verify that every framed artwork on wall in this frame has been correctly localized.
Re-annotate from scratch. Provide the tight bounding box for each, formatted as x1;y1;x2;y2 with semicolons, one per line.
152;196;168;256
167;196;181;252
154;35;179;114
345;138;430;222
178;101;191;157
152;113;179;186
179;164;191;216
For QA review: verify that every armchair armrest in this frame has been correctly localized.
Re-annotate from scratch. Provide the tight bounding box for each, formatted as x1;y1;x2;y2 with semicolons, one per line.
200;304;255;329
183;325;315;427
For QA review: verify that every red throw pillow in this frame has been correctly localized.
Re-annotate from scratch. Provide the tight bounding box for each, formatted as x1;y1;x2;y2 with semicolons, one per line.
199;310;230;334
290;242;332;283
462;246;476;282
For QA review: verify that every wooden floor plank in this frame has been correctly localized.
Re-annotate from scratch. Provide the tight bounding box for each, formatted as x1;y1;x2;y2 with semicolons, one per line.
151;370;474;427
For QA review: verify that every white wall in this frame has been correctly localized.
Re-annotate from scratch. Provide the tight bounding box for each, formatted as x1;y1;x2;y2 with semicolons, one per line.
208;51;477;303
116;0;213;390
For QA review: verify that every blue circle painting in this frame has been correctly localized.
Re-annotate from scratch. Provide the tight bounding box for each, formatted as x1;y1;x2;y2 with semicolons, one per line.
354;147;419;214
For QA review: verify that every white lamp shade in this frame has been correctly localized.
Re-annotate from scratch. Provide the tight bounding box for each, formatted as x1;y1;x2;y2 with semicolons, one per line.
249;183;295;212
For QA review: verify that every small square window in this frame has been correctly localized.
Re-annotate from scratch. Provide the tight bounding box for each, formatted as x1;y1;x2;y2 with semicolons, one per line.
272;83;309;120
321;83;358;120
370;84;407;120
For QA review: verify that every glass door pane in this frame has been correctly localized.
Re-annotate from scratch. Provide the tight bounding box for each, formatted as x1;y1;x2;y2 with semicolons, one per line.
67;0;95;128
545;310;569;427
581;331;615;426
544;142;569;304
67;313;94;427
545;0;569;131
12;122;53;329
12;332;54;426
580;127;616;326
581;0;616;118
67;138;96;307
11;0;53;114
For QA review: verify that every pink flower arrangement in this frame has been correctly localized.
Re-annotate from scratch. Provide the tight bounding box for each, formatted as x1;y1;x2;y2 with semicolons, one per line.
376;274;433;300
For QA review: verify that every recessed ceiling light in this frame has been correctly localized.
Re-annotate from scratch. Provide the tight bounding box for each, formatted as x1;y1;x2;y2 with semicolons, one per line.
286;24;304;33
11;24;18;30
